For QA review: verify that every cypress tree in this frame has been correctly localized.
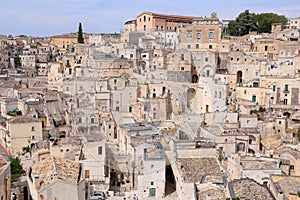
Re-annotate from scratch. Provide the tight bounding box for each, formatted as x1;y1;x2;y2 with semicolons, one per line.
77;22;84;44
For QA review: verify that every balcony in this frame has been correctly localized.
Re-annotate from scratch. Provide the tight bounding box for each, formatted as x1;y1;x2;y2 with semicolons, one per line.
95;93;110;100
283;89;289;94
86;175;109;184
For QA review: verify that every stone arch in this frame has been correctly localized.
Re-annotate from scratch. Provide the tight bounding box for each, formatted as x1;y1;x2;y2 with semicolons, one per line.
120;72;131;78
141;61;146;70
283;112;291;118
59;131;66;138
202;65;214;77
192;74;199;83
187;88;196;110
249;135;256;144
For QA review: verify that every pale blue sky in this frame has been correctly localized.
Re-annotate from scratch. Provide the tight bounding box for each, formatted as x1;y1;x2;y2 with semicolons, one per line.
1;0;299;36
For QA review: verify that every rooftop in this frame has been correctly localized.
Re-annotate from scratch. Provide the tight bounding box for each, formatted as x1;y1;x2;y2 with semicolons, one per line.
31;157;80;190
228;178;275;200
137;11;196;20
177;158;223;182
197;187;227;200
261;138;281;149
275;146;300;159
240;157;279;170
8;116;41;124
271;175;300;199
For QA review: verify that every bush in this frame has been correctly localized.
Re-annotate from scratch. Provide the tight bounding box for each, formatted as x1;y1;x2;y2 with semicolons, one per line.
9;156;23;182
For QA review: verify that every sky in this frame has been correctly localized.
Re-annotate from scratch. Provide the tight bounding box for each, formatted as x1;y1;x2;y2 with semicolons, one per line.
1;0;299;37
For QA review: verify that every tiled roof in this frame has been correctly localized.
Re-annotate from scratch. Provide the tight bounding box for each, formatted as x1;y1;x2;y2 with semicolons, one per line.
198;187;226;200
8;116;41;124
177;158;223;182
261;138;281;149
271;175;300;198
137;12;196;20
31;157;80;190
275;147;300;159
228;178;275;200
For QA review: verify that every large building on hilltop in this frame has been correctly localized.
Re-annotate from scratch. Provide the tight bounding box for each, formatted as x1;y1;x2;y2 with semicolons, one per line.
125;11;196;32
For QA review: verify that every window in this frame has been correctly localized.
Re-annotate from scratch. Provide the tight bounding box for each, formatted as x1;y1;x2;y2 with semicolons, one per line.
98;146;103;155
273;85;276;92
187;44;191;49
186;31;192;38
284;99;288;105
209;45;212;49
129;106;132;113
181;54;184;61
85;170;90;178
91;118;95;123
208;31;214;39
196;32;201;39
31;126;35;131
206;70;210;77
196;44;199;49
116;106;119;111
31;135;35;140
284;84;289;92
205;57;208;62
144;25;146;31
265;46;268;51
151;182;154;185
181;67;185;71
149;188;156;197
290;165;295;170
237;142;245;152
144;16;146;22
252;95;257;103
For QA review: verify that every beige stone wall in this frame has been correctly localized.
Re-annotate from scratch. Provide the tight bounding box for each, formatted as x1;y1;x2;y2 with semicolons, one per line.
9;120;43;155
0;163;10;200
38;180;85;200
50;36;89;50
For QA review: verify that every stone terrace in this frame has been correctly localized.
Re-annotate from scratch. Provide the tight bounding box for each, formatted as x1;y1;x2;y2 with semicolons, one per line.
177;157;223;182
228;178;275;200
197;188;226;200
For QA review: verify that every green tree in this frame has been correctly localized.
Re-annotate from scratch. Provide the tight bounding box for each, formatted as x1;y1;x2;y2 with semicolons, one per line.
77;22;84;44
9;156;23;182
228;10;257;36
228;10;288;36
253;13;287;33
